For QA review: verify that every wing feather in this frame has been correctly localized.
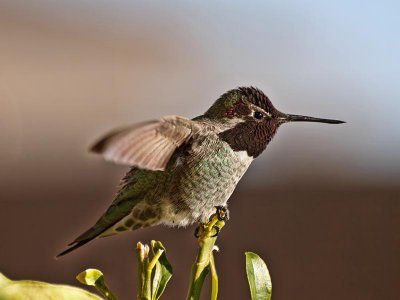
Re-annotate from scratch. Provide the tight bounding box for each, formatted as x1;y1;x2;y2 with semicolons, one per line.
90;115;193;171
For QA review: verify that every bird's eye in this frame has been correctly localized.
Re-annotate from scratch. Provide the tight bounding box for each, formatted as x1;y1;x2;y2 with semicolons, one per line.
253;111;264;120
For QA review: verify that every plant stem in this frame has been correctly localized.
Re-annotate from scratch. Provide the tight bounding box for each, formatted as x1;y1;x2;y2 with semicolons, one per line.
136;242;166;300
136;242;151;300
94;277;117;300
186;216;225;300
209;252;218;300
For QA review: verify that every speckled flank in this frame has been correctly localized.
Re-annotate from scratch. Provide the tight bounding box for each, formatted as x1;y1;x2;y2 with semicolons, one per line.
99;173;165;237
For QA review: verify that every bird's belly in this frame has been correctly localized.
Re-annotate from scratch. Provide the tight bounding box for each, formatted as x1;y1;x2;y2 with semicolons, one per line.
162;145;253;225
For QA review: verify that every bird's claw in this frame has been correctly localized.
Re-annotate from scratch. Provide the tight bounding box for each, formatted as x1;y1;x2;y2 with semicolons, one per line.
215;206;230;222
194;226;201;238
195;206;228;238
195;223;221;238
194;224;206;238
210;225;220;237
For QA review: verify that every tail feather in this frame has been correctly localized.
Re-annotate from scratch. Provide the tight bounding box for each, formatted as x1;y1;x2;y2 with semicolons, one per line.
56;168;152;258
56;239;94;258
56;224;114;258
56;200;143;257
56;214;125;258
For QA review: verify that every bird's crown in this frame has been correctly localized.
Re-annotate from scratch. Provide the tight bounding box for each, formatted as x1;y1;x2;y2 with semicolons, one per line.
204;86;278;120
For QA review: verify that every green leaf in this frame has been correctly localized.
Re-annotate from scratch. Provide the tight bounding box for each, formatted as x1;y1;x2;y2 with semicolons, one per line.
0;272;102;300
151;241;172;300
76;269;104;286
245;252;272;300
76;269;117;300
0;273;11;289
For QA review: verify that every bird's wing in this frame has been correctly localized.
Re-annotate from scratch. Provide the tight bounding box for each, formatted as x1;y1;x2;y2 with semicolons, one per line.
90;115;194;171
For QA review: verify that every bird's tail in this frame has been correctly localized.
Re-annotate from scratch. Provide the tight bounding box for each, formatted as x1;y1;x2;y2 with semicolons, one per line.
56;196;142;258
56;168;157;258
56;238;95;258
56;211;123;258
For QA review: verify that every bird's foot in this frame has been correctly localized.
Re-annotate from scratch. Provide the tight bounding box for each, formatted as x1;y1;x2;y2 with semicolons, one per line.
208;206;229;237
194;223;206;238
215;205;230;222
194;223;221;238
210;225;220;237
195;206;228;238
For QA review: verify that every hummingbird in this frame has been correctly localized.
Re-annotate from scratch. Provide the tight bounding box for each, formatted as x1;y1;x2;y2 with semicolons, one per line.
57;87;344;257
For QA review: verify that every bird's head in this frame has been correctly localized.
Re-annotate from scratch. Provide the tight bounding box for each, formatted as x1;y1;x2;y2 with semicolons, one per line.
204;86;345;158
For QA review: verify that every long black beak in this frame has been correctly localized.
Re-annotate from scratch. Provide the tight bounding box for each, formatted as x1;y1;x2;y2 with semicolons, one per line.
285;114;345;124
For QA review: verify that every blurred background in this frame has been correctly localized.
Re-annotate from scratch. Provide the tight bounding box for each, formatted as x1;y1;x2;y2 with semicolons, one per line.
1;1;399;299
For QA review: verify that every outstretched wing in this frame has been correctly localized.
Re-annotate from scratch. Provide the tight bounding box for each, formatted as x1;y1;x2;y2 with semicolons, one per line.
90;115;194;171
